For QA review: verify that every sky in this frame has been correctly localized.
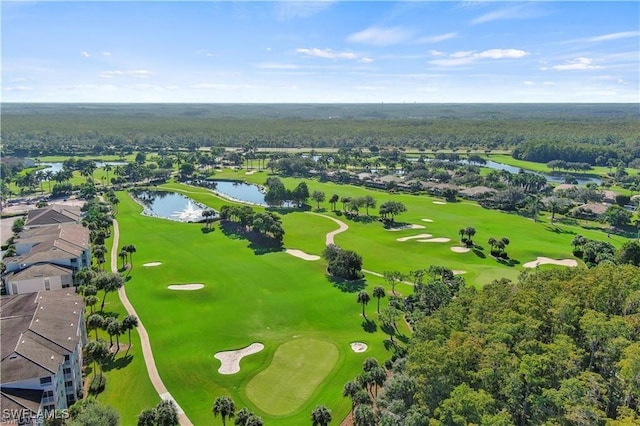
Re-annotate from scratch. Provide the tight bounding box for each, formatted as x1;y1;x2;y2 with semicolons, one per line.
2;1;639;103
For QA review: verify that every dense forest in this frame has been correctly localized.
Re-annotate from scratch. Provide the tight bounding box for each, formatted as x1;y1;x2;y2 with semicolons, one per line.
366;263;640;425
2;104;638;163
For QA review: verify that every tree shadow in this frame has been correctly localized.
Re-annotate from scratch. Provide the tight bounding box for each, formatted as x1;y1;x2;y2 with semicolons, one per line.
328;276;366;293
472;248;486;259
200;227;215;234
545;225;576;235
102;354;133;372
361;319;377;333
496;257;521;267
220;221;283;255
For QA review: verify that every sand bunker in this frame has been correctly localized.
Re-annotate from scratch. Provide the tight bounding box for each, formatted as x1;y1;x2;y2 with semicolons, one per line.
143;262;162;267
452;270;467;275
167;284;204;290
450;247;471;253
245;170;257;175
396;234;432;242
417;238;451;243
350;342;368;353
285;249;320;261
386;224;426;231
433;201;447;205
523;257;578;268
421;218;434;222
215;343;265;375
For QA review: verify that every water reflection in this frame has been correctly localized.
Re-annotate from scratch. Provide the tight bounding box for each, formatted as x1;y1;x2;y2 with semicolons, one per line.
132;190;210;222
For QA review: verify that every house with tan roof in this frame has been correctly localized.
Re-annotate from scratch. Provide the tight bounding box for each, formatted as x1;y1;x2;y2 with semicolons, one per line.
25;205;82;229
3;224;90;295
1;290;86;423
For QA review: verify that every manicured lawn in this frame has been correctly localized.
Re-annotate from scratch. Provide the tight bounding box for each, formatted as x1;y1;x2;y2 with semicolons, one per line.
106;174;633;424
245;338;339;416
487;153;638;177
114;191;403;425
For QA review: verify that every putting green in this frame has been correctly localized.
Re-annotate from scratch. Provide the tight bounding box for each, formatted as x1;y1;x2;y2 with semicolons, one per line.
245;338;339;416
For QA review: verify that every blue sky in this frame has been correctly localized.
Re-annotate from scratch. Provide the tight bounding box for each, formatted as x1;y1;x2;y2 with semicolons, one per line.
2;1;639;103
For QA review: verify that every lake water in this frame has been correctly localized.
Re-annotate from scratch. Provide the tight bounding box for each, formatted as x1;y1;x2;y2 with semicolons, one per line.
131;190;209;222
37;161;128;175
211;180;267;206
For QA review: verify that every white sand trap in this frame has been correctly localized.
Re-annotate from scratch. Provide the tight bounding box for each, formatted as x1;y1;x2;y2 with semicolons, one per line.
285;249;320;261
452;270;467;275
523;257;578;268
143;262;162;267
245;170;257;175
433;201;447;205
450;247;471;253
350;342;368;353
417;238;451;243
167;283;204;290
387;224;426;231
421;218;434;222
215;343;265;374
396;233;433;242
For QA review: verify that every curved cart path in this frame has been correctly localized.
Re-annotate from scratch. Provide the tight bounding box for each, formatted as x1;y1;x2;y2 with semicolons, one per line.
110;219;193;426
306;212;349;246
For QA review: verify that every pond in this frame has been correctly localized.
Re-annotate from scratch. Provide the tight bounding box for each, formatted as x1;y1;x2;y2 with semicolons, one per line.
210;180;267;206
37;161;128;175
131;190;211;222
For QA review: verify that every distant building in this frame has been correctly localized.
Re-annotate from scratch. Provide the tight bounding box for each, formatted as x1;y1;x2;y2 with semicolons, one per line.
1;290;87;424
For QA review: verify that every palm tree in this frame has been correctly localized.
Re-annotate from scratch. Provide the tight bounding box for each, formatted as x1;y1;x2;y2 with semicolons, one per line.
202;209;216;230
487;237;497;254
87;313;104;340
311;405;333;426
464;226;476;244
357;290;370;319
123;244;137;269
312;190;326;210
213;396;236;426
84;295;98;314
119;249;128;270
234;408;252;426
329;194;340;211
363;195;376;216
122;315;139;351
372;286;386;314
107;319;123;350
342;380;359;412
83;339;109;381
459;228;466;242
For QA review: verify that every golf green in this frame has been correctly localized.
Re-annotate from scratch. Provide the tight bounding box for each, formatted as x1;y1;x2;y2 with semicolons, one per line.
245;338;339;416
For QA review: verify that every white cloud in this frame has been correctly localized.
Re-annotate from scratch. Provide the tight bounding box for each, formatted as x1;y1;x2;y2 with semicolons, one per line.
587;31;640;42
430;48;528;66
551;57;603;71
101;52;111;56
190;83;254;90
543;81;556;86
415;32;458;44
523;81;534;86
359;57;374;64
471;4;547;25
347;26;413;46
4;86;32;91
296;48;360;60
196;49;217;57
81;51;90;58
429;50;445;57
98;69;152;78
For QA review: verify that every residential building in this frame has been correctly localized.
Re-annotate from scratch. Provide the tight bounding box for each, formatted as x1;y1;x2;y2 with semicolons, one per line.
1;290;87;425
25;205;82;229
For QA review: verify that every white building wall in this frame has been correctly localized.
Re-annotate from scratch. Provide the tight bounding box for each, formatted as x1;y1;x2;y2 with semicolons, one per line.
6;275;68;295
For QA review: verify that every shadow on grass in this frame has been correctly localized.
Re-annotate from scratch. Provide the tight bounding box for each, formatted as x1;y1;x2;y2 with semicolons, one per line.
361;319;377;333
266;205;311;215
545;225;576;235
201;227;215;234
473;248;486;259
102;354;133;372
328;275;366;293
220;221;283;255
496;257;521;267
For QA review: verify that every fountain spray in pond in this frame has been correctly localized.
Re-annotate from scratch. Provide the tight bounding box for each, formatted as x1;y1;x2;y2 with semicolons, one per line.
171;200;204;221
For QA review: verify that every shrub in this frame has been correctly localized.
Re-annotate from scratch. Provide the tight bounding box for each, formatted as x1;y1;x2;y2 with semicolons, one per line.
89;375;106;394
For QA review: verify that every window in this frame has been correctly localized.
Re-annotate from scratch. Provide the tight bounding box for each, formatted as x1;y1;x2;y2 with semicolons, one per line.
64;355;70;362
40;376;52;385
44;279;50;291
63;367;71;375
65;380;73;388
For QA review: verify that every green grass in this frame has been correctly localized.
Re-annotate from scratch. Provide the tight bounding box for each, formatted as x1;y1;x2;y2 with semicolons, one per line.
245;338;339;416
487;154;638;177
104;174;634;424
114;191;403;425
